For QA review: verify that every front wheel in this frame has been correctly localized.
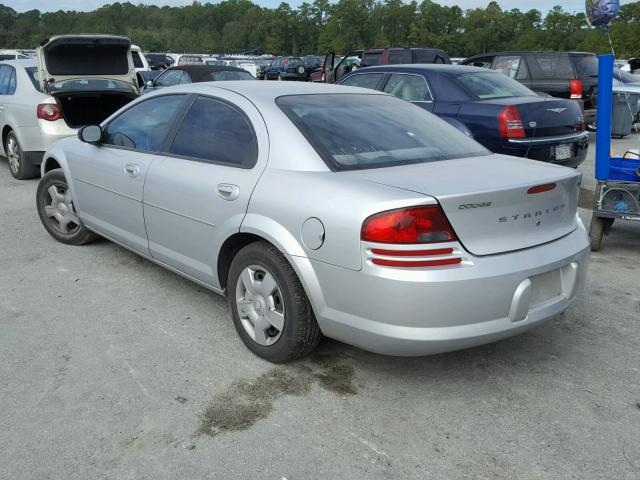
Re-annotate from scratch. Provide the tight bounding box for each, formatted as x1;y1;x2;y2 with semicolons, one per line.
227;241;322;363
36;169;97;245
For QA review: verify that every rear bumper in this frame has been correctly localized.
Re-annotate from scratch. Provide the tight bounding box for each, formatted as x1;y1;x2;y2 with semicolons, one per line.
503;132;589;168
291;218;589;356
17;122;76;154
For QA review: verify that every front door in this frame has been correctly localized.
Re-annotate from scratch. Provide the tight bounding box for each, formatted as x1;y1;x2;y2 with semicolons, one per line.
67;94;189;254
143;92;269;287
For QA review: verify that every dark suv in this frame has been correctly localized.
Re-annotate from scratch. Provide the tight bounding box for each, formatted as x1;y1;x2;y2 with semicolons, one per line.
264;57;306;81
462;52;598;130
310;47;451;83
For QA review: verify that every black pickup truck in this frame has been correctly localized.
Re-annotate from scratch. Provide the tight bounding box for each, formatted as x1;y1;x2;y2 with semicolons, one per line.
462;51;599;130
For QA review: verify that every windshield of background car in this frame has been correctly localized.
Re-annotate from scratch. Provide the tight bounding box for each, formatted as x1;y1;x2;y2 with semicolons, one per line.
454;72;536;99
25;67;41;91
210;70;255;81
277;94;489;171
48;78;137;93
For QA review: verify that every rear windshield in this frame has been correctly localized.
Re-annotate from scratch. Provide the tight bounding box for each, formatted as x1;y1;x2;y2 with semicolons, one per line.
571;55;598;78
454;72;536;99
210;70;254;81
277;94;489;171
49;78;137;93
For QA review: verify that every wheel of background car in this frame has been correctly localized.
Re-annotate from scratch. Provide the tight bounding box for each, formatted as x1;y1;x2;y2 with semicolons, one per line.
5;131;37;180
589;216;605;251
227;241;322;363
36;169;97;245
278;73;283;81
297;65;305;75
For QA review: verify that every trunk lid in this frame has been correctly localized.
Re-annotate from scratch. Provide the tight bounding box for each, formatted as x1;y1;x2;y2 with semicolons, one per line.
487;96;583;137
36;35;138;94
346;154;580;256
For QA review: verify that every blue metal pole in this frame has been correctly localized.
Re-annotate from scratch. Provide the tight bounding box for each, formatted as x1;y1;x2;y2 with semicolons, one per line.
595;54;614;181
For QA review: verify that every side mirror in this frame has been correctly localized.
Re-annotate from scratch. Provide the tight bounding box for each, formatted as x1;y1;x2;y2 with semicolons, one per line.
78;125;103;144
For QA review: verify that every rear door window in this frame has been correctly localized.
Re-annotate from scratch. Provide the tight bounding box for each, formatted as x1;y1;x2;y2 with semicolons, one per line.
103;95;187;152
169;96;258;167
529;54;575;80
339;73;385;90
155;70;184;87
494;55;528;80
383;74;432;102
0;65;12;94
132;51;144;69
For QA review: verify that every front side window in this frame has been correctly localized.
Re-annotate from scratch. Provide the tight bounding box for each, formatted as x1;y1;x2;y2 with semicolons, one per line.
278;94;489;171
103;95;187;151
155;70;184;87
383;74;431;102
169;96;258;167
454;72;535;100
339;73;385;90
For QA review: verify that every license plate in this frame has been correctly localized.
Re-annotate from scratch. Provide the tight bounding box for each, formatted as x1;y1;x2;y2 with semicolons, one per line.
554;144;572;161
530;269;562;308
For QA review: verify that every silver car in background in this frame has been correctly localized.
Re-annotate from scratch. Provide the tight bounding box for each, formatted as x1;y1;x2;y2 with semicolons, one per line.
36;82;589;363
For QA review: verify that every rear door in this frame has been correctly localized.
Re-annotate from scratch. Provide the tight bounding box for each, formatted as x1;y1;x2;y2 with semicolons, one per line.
143;91;269;288
68;94;189;254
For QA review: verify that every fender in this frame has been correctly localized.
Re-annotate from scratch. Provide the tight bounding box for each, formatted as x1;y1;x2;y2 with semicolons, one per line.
39;143;83;212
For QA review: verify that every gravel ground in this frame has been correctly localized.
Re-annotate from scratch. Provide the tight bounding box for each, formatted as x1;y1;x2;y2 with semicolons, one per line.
1;137;639;480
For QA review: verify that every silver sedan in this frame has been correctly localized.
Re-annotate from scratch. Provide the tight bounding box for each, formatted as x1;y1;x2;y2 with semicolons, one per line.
36;82;589;362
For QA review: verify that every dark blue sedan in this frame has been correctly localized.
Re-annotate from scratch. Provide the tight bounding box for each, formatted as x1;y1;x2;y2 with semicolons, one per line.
337;64;589;167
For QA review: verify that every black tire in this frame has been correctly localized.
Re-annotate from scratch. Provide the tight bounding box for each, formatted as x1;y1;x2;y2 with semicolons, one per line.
36;169;97;245
6;131;37;180
589;216;605;252
227;241;322;363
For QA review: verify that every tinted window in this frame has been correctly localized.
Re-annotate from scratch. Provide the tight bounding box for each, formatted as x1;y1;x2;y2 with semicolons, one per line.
339;73;385;90
277;94;489;171
362;52;382;67
155;70;184;86
572;55;598;78
530;54;574;79
210;70;254;81
0;66;12;95
132;51;144;69
7;68;15;94
170;96;258;167
389;50;404;64
104;95;186;151
494;55;524;79
383;74;431;102
454;72;535;99
412;50;436;63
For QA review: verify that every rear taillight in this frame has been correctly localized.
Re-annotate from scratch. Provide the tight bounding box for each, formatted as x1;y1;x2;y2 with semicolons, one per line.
361;205;457;244
498;105;525;138
576;115;585;131
569;80;583;99
283;58;288;65
37;103;61;121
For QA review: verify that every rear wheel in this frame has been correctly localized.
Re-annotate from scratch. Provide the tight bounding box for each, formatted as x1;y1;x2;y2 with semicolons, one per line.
227;241;322;363
6;131;37;180
36;169;97;245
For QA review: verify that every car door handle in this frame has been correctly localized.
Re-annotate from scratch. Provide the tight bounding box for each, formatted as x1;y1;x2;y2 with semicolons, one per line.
124;164;140;177
217;183;240;201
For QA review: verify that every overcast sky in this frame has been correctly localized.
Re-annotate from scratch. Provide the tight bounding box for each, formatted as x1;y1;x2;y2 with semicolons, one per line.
4;0;634;13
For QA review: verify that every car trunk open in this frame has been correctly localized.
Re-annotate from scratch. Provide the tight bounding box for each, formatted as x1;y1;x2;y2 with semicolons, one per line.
345;154;581;256
53;90;138;128
37;35;139;127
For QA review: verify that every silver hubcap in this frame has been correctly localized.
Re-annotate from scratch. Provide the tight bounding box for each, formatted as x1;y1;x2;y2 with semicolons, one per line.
7;136;20;173
44;184;80;235
235;265;285;346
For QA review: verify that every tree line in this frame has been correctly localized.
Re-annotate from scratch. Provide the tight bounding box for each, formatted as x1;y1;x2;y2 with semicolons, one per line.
0;0;638;58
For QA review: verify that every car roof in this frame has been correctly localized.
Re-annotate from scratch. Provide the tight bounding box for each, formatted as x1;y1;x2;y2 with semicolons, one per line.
465;51;596;59
168;64;250;81
349;63;484;75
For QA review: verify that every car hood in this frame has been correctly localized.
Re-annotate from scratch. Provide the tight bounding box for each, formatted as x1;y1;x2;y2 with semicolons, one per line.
36;35;138;93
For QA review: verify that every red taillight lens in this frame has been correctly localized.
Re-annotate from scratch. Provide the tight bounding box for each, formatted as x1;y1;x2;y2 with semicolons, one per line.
361;205;457;244
576;115;585;131
498;105;525;138
569;80;583;99
527;183;556;194
37;103;61;121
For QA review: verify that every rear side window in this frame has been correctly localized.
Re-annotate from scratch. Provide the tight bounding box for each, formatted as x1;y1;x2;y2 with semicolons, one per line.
0;65;13;94
7;68;15;94
494;55;528;80
530;54;574;79
277;94;489;171
104;95;187;152
132;51;144;69
362;52;382;67
169;96;258;167
389;50;404;64
383;74;432;102
25;67;41;91
339;73;385;90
